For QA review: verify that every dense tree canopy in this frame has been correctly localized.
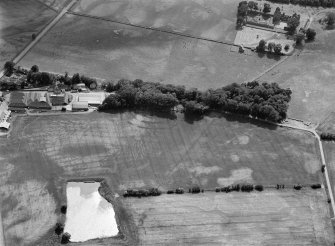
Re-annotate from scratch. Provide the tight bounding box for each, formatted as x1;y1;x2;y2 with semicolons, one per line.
306;28;316;40
4;61;14;77
100;79;292;123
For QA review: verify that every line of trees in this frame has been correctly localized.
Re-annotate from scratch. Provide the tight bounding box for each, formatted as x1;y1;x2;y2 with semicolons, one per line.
267;0;335;7
100;79;292;123
320;132;335;141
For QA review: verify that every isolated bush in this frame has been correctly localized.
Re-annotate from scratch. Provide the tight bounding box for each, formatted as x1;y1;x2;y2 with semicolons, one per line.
61;232;71;244
284;44;290;51
60;205;67;214
4;61;14;77
175;188;184;194
191;186;201;194
241;184;254;192
167;190;174;194
306;28;316;41
255;185;264;191
215;187;221;192
256;39;266;52
294;185;302;190
31;65;39;73
322;165;326;173
55;223;64;236
311;184;321;189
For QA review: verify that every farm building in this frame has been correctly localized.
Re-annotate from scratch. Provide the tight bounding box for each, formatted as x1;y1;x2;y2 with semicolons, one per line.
50;94;70;106
0;121;10;130
8;92;27;109
72;101;88;111
77;93;106;106
28;95;52;110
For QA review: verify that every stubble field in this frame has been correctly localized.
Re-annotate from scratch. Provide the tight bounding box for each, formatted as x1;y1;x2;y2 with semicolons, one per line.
124;191;334;245
0;112;326;245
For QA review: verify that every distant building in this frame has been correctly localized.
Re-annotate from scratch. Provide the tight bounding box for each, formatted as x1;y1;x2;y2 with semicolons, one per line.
72;101;88;111
50;94;70;106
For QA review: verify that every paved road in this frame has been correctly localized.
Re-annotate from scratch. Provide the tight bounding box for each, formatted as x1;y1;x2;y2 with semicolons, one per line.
0;0;78;79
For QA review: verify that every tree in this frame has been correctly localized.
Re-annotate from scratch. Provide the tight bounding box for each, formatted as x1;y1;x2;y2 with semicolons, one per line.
326;12;335;27
4;61;14;76
295;33;305;45
267;42;275;53
287;15;300;34
184;101;208;115
61;232;71;244
237;1;248;17
55;223;64;236
71;73;81;85
256;39;266;52
284;44;290;51
306;28;316;40
106;82;114;92
273;7;281;24
274;44;282;55
31;65;39;73
263;3;271;13
40;72;54;86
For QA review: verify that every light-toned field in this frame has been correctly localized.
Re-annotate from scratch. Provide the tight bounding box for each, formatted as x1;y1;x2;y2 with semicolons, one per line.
71;0;237;43
234;27;277;47
0;112;328;245
18;10;279;90
0;0;56;68
124;190;334;245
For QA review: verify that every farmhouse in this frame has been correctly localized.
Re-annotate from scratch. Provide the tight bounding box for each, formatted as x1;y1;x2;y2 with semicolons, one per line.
72;101;88;111
28;96;52;110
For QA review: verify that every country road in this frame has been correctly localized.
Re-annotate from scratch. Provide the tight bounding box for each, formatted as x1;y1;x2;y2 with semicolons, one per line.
0;0;78;79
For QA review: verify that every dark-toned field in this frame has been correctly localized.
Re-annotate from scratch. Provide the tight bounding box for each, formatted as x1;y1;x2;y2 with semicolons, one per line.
0;112;325;245
0;0;56;68
18;7;279;90
124;191;334;245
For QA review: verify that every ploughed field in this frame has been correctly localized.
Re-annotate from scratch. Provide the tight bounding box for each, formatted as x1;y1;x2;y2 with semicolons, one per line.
0;112;327;245
124;191;334;245
18;2;279;90
0;0;56;68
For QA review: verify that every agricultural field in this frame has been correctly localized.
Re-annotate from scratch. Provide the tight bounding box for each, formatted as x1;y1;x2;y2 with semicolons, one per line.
0;111;325;245
124;191;334;245
71;0;237;43
259;13;335;123
39;0;71;11
18;5;280;90
0;0;56;68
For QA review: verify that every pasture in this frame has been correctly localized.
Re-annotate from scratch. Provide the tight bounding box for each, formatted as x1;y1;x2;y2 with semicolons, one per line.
0;0;56;68
258;14;335;123
124;190;334;245
0;111;325;245
18;9;279;90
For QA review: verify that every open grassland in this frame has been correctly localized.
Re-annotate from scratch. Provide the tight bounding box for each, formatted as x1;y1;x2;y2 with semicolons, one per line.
259;15;335;123
18;14;279;90
0;112;325;245
71;0;237;43
124;191;334;245
0;0;56;68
